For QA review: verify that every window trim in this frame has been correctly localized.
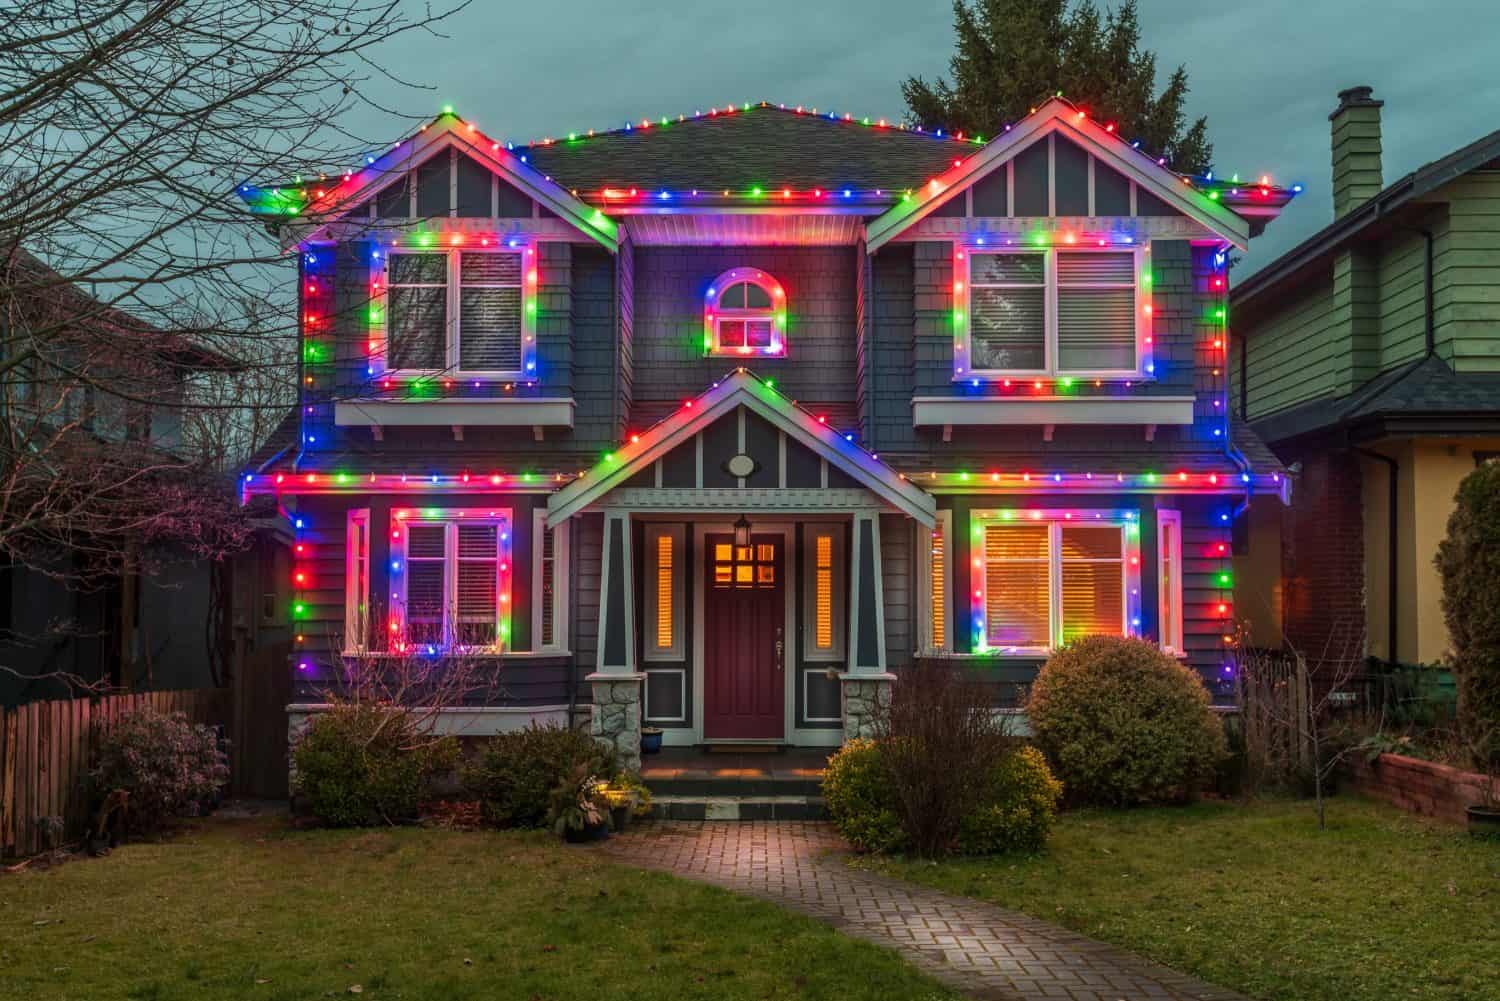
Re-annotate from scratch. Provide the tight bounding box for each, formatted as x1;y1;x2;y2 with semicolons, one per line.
642;524;685;662
529;509;570;654
344;508;371;654
370;244;537;381
917;510;953;655
954;245;1148;380
801;523;846;662
387;507;512;653
703;267;787;358
1156;509;1184;655
969;509;1142;655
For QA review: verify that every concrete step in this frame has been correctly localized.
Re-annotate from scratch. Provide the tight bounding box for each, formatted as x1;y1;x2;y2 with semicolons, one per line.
649;794;827;821
646;775;824;798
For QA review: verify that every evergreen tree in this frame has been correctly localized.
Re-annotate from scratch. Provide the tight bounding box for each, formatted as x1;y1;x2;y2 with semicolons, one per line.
904;0;1212;174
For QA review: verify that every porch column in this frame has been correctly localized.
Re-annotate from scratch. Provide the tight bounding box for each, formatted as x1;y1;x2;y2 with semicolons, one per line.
840;511;895;741
587;511;644;770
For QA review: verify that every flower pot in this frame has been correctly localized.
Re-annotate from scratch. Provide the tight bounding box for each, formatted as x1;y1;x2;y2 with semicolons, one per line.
609;804;630;832
563;820;609;844
1466;805;1500;840
640;728;664;755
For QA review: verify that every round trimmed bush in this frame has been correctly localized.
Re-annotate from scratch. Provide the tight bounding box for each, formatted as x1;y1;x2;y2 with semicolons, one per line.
1028;635;1227;806
461;723;619;828
957;746;1062;855
1436;461;1500;767
291;704;458;826
91;708;229;834
821;738;908;854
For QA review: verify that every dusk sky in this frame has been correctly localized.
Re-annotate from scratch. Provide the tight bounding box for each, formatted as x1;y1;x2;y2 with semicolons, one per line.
349;0;1500;273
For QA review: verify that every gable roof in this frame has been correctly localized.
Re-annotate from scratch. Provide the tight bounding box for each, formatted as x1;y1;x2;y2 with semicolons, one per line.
1235;126;1500;309
238;112;618;251
546;370;937;527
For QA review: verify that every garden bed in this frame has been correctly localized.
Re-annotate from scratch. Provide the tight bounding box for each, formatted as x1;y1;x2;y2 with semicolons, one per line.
1347;752;1499;824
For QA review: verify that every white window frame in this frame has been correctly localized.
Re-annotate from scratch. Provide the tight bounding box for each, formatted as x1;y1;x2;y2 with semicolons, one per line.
802;523;846;662
529;509;570;654
954;245;1147;380
344;508;371;654
703;267;787;358
370;244;537;380
1157;508;1184;655
916;510;953;655
644;667;688;723
642;524;685;662
969;510;1141;655
388;508;512;653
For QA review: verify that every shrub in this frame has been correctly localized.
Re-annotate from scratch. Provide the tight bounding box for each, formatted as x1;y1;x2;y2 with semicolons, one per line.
1028;635;1227;806
90;708;228;834
1436;461;1500;768
956;746;1062;855
291;703;458;826
821;739;908;854
461;723;618;828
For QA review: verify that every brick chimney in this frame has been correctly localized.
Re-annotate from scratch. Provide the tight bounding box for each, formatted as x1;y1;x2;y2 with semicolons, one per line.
1330;86;1384;218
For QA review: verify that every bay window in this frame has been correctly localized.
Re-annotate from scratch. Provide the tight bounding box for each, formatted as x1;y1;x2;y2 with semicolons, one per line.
530;510;570;653
957;248;1144;378
389;510;511;652
1157;509;1183;654
969;511;1141;654
377;247;533;377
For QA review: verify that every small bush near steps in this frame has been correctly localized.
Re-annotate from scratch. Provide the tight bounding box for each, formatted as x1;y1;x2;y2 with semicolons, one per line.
460;723;619;828
91;708;229;835
291;703;458;826
822;738;908;854
1028;635;1227;806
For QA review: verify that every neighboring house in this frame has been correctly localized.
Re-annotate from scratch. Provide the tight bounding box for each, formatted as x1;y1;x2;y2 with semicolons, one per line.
0;251;236;706
238;97;1295;765
1232;86;1500;667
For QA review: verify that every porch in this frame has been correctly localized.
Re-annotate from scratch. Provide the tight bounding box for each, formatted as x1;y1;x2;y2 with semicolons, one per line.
639;746;832;820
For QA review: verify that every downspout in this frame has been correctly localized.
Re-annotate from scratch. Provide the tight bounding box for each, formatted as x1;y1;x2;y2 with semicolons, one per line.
865;243;877;452
1354;446;1399;660
1220;246;1255;518
566;515;581;726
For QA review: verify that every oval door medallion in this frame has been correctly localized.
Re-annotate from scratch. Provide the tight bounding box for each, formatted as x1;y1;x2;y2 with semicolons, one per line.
724;453;758;478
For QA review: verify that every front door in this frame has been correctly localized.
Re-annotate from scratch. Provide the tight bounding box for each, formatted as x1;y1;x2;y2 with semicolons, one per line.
703;533;785;740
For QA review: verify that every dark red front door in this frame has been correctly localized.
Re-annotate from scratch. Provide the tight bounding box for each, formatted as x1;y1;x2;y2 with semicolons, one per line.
703;533;785;740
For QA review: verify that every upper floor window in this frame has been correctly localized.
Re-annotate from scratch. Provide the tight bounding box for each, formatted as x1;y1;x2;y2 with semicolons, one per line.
956;248;1144;379
375;247;534;378
704;268;786;357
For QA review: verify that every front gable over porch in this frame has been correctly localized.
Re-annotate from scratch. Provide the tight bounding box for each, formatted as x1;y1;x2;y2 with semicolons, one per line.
546;370;936;527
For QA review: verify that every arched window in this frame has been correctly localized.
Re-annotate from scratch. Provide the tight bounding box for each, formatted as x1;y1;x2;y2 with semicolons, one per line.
703;268;786;356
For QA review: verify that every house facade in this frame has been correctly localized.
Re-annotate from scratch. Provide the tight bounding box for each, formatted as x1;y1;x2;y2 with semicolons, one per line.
1233;86;1500;667
241;98;1294;765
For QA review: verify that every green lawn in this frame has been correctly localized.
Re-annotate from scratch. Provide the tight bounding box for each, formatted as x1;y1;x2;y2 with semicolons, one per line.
0;817;956;1001
870;797;1500;1001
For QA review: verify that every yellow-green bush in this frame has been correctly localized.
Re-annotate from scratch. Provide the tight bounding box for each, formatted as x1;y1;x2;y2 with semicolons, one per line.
1028;635;1227;806
957;746;1062;855
821;738;908;854
1436;461;1500;767
291;703;458;826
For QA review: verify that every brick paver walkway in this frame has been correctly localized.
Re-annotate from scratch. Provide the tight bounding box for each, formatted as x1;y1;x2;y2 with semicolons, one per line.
604;821;1250;1001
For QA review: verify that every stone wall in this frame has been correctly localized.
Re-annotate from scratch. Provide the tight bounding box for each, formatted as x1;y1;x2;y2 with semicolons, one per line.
1347;752;1498;824
590;676;642;771
840;675;893;742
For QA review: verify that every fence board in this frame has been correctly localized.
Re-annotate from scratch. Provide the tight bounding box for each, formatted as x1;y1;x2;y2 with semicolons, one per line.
0;689;230;858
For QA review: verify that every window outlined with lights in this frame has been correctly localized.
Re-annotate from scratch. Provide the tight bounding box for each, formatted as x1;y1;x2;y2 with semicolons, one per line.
953;245;1149;381
968;509;1142;656
703;268;786;357
369;244;537;381
387;508;512;654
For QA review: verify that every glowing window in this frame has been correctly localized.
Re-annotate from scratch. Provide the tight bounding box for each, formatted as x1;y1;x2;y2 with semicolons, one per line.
1157;509;1183;654
802;525;845;661
530;510;570;653
344;509;371;652
704;268;786;357
644;525;684;661
388;511;511;653
930;520;947;651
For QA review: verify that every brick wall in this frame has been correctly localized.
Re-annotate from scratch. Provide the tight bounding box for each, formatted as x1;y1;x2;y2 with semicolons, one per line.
1281;446;1366;661
1348;752;1498;824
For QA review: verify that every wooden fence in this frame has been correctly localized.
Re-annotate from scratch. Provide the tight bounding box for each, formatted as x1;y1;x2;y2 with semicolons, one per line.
0;688;228;858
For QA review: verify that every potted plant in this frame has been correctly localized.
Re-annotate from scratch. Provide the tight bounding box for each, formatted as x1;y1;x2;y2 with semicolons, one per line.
640;726;664;755
548;763;610;843
599;772;653;831
1465;730;1500;840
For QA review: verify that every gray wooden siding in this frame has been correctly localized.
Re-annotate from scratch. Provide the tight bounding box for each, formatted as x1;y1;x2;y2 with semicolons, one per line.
880;514;912;669
616;233;635;438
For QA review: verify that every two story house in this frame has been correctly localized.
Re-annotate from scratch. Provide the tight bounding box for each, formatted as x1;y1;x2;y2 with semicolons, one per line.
240;97;1294;765
1234;86;1500;668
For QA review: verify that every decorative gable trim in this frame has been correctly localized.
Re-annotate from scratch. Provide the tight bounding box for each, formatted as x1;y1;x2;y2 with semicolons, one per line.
864;99;1252;252
546;371;936;527
264;113;618;251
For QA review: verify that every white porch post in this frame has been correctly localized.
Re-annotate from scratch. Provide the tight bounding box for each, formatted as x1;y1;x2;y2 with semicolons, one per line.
587;510;643;769
840;512;895;741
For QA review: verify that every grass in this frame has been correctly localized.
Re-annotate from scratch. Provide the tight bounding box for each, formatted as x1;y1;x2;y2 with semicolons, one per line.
0;816;957;1001
870;796;1500;1001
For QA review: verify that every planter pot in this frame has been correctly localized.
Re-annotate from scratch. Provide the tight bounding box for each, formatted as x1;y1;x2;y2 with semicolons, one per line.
640;728;664;755
562;820;609;844
609;804;630;832
1466;805;1500;840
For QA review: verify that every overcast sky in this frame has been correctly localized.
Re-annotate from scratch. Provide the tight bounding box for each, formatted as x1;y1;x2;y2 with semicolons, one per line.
350;0;1500;274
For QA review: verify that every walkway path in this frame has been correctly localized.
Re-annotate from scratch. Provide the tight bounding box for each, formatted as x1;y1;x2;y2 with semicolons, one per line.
604;821;1250;1001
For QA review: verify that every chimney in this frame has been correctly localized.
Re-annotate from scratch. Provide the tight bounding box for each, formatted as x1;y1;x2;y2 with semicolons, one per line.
1330;86;1383;218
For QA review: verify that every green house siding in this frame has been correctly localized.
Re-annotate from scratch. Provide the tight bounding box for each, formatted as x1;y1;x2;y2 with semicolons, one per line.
1242;276;1339;419
1436;171;1500;372
1376;223;1437;370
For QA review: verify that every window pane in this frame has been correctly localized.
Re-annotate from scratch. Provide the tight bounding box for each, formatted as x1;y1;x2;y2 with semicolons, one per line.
655;533;673;651
1160;520;1176;649
971;286;1045;369
460;252;521;284
390;254;446;284
1060;525;1123;643
744;282;772;309
814;534;833;650
456;524;498;647
407;525;445;558
459;287;522;371
388;286;446;369
746;320;773;347
1057;287;1135;371
930;526;946;650
1057;251;1135;284
984;525;1049;648
972;253;1044;284
407;561;445;644
720;283;746;308
540;526;555;647
719;320;745;348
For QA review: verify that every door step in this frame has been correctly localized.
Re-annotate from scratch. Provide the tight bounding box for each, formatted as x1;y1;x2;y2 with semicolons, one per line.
650;794;826;821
